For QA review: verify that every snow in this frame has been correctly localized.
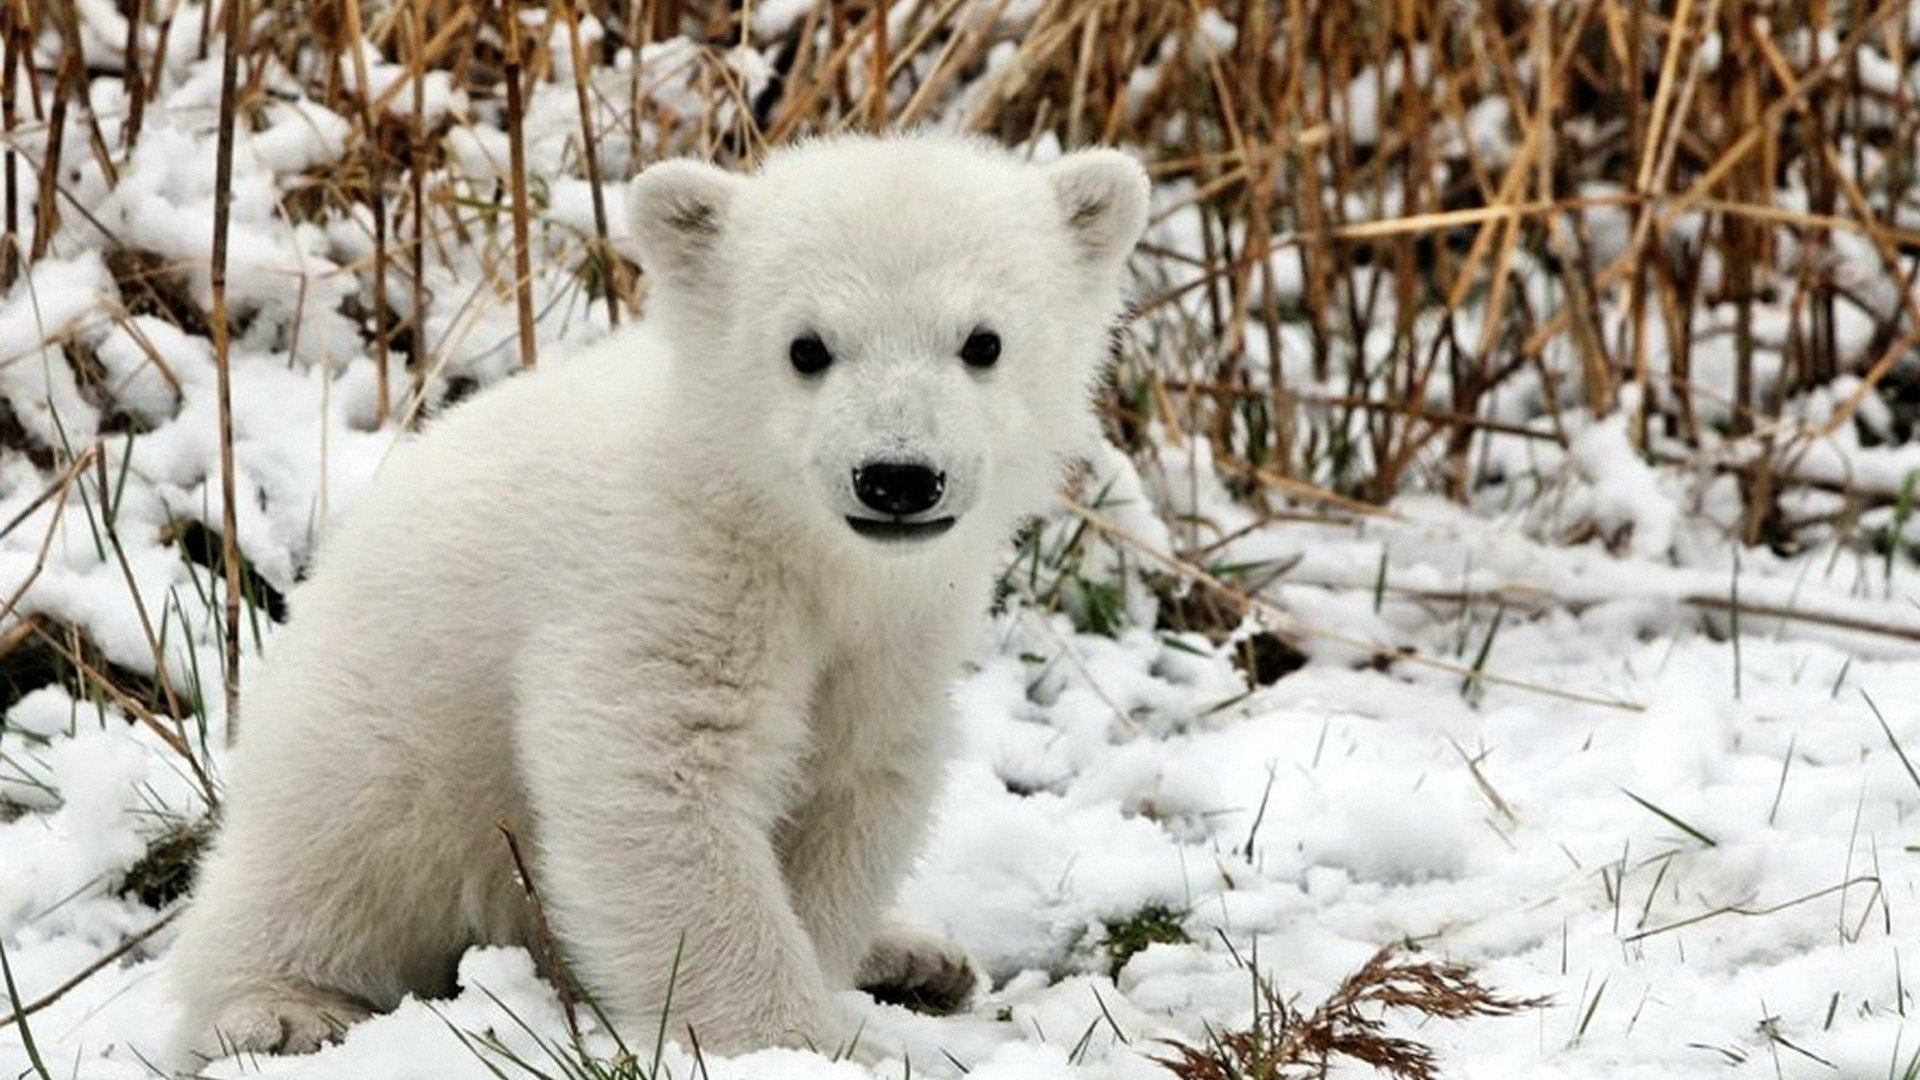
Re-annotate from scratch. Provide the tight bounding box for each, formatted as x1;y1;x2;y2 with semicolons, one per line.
1565;405;1680;560
10;385;1920;1080
6;8;1920;1080
0;255;110;448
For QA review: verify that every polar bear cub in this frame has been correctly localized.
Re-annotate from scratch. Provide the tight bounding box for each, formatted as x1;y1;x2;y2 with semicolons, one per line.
166;133;1148;1058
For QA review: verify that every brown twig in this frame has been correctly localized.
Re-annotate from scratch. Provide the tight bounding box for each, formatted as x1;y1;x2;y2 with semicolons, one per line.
404;0;429;407
122;0;149;151
501;0;538;370
0;910;181;1032
1;5;17;289
342;0;393;425
209;0;247;744
497;819;580;1041
560;0;621;327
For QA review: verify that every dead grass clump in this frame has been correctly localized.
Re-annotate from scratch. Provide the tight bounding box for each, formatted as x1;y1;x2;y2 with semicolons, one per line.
116;816;213;909
1154;946;1547;1080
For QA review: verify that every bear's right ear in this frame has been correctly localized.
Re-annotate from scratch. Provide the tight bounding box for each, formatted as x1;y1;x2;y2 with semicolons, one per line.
1046;149;1150;269
627;159;745;288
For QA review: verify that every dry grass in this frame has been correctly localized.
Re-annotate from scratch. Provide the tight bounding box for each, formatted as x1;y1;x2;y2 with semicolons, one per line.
7;0;1918;542
1153;946;1549;1080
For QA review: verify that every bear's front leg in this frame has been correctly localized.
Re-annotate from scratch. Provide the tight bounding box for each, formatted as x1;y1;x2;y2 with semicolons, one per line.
781;672;978;1013
782;762;981;1015
516;640;837;1054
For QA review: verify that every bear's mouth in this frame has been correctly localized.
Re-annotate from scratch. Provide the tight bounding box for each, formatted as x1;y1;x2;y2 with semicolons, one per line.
845;516;957;542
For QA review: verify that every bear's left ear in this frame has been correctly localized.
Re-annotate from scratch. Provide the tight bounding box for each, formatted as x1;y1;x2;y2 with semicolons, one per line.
627;159;746;289
1046;149;1150;268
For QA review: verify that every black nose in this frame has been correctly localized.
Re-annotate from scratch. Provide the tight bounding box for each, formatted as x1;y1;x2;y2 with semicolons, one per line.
852;462;946;517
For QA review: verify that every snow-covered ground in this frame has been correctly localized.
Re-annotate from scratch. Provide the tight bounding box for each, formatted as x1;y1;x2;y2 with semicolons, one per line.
6;3;1920;1079
10;422;1920;1080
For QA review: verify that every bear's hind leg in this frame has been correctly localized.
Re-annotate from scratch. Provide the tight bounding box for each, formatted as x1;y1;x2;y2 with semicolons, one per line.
167;725;508;1061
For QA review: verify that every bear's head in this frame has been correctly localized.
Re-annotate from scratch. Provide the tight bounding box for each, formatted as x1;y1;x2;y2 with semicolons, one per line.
627;134;1147;560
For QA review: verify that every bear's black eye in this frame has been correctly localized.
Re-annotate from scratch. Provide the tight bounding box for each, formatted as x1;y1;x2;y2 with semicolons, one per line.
960;329;1001;369
790;334;833;376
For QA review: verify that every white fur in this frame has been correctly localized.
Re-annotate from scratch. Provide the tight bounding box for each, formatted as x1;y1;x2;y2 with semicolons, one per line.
166;133;1147;1059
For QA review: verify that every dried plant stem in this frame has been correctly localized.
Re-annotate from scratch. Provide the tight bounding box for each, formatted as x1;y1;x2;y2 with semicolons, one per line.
122;0;149;150
405;0;429;404
868;0;890;129
341;0;392;425
561;0;621;327
0;910;180;1033
93;453;195;759
33;32;78;259
502;0;538;369
1;7;18;289
210;0;247;743
498;820;580;1040
145;0;179;106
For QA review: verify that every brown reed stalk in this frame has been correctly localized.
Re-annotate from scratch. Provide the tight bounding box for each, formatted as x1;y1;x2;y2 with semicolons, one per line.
209;0;247;741
866;0;889;129
1;4;18;289
122;0;149;151
502;0;538;369
561;0;621;327
33;29;78;260
341;0;392;425
146;0;178;107
404;0;428;405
